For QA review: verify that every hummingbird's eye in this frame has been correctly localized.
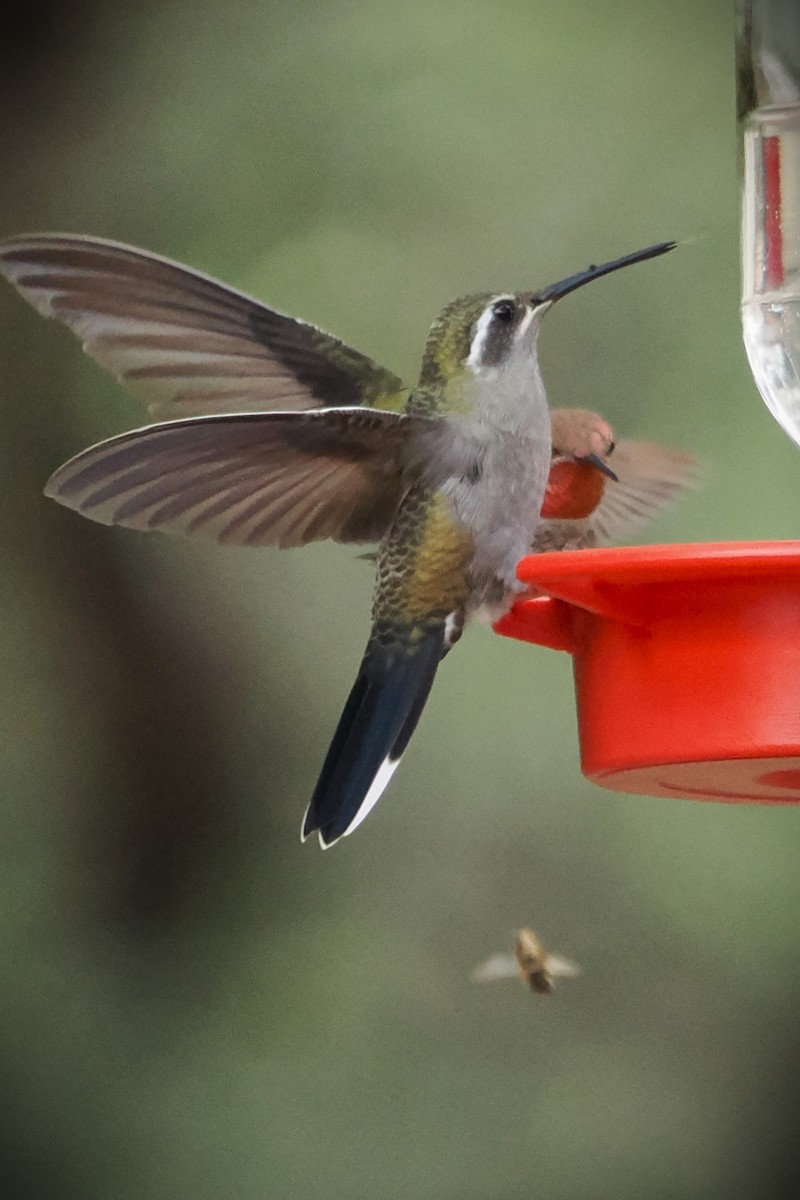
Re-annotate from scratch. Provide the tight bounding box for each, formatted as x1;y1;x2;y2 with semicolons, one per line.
492;300;515;323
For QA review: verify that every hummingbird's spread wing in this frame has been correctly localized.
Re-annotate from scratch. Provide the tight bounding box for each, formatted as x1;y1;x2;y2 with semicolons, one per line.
44;408;434;547
532;439;699;551
0;234;410;418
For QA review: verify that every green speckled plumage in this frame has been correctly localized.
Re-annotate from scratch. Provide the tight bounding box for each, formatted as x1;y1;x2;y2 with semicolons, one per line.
417;293;493;410
374;486;472;630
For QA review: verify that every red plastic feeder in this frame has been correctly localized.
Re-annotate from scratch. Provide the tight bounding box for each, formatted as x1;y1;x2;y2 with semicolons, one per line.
493;541;800;804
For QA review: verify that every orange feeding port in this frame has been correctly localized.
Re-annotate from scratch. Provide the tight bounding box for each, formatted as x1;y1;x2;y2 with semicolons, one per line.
493;542;800;804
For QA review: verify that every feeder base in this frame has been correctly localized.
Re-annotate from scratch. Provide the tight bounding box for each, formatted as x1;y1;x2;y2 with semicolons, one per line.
594;756;800;804
496;542;800;805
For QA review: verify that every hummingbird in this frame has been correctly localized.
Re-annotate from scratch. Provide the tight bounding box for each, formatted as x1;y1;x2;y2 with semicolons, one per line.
0;233;676;846
357;410;698;585
538;408;698;554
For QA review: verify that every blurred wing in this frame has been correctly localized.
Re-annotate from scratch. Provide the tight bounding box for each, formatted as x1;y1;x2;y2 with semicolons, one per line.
44;408;427;547
545;954;581;981
0;234;410;418
470;954;519;984
533;440;700;551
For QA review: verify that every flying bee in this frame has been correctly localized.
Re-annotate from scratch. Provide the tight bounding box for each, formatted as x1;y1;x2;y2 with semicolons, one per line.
471;927;580;996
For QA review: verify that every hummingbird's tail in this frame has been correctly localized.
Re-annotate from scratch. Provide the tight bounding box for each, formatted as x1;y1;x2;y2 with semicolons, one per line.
301;622;446;848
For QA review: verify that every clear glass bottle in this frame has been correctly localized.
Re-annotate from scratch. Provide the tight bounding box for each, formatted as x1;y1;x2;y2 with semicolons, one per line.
739;0;800;445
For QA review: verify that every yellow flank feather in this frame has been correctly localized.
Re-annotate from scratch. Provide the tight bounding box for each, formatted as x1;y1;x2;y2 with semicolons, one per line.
407;495;472;618
375;488;472;629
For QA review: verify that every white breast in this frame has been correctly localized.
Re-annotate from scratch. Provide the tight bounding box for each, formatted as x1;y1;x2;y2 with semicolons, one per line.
450;430;550;609
439;334;553;613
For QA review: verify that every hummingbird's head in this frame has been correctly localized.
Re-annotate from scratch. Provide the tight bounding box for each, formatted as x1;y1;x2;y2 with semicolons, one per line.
419;242;676;392
550;408;615;465
419;291;549;389
543;409;618;518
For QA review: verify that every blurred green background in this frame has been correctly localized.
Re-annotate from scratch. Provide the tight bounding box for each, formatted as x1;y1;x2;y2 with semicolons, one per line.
1;1;799;1197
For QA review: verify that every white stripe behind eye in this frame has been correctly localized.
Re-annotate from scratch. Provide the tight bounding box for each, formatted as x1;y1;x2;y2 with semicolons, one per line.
466;297;514;371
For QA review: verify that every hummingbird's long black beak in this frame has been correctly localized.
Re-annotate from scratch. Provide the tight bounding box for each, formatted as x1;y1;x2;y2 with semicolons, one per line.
579;452;618;482
531;241;676;306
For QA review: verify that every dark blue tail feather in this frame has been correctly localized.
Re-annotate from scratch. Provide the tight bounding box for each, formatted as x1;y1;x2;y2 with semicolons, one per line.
302;624;445;846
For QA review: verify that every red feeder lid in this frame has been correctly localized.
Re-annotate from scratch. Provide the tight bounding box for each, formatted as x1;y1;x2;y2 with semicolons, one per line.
493;541;800;804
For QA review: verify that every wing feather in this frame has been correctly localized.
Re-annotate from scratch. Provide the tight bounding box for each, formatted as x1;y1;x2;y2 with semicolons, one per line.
0;234;410;417
44;408;432;548
533;439;699;551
